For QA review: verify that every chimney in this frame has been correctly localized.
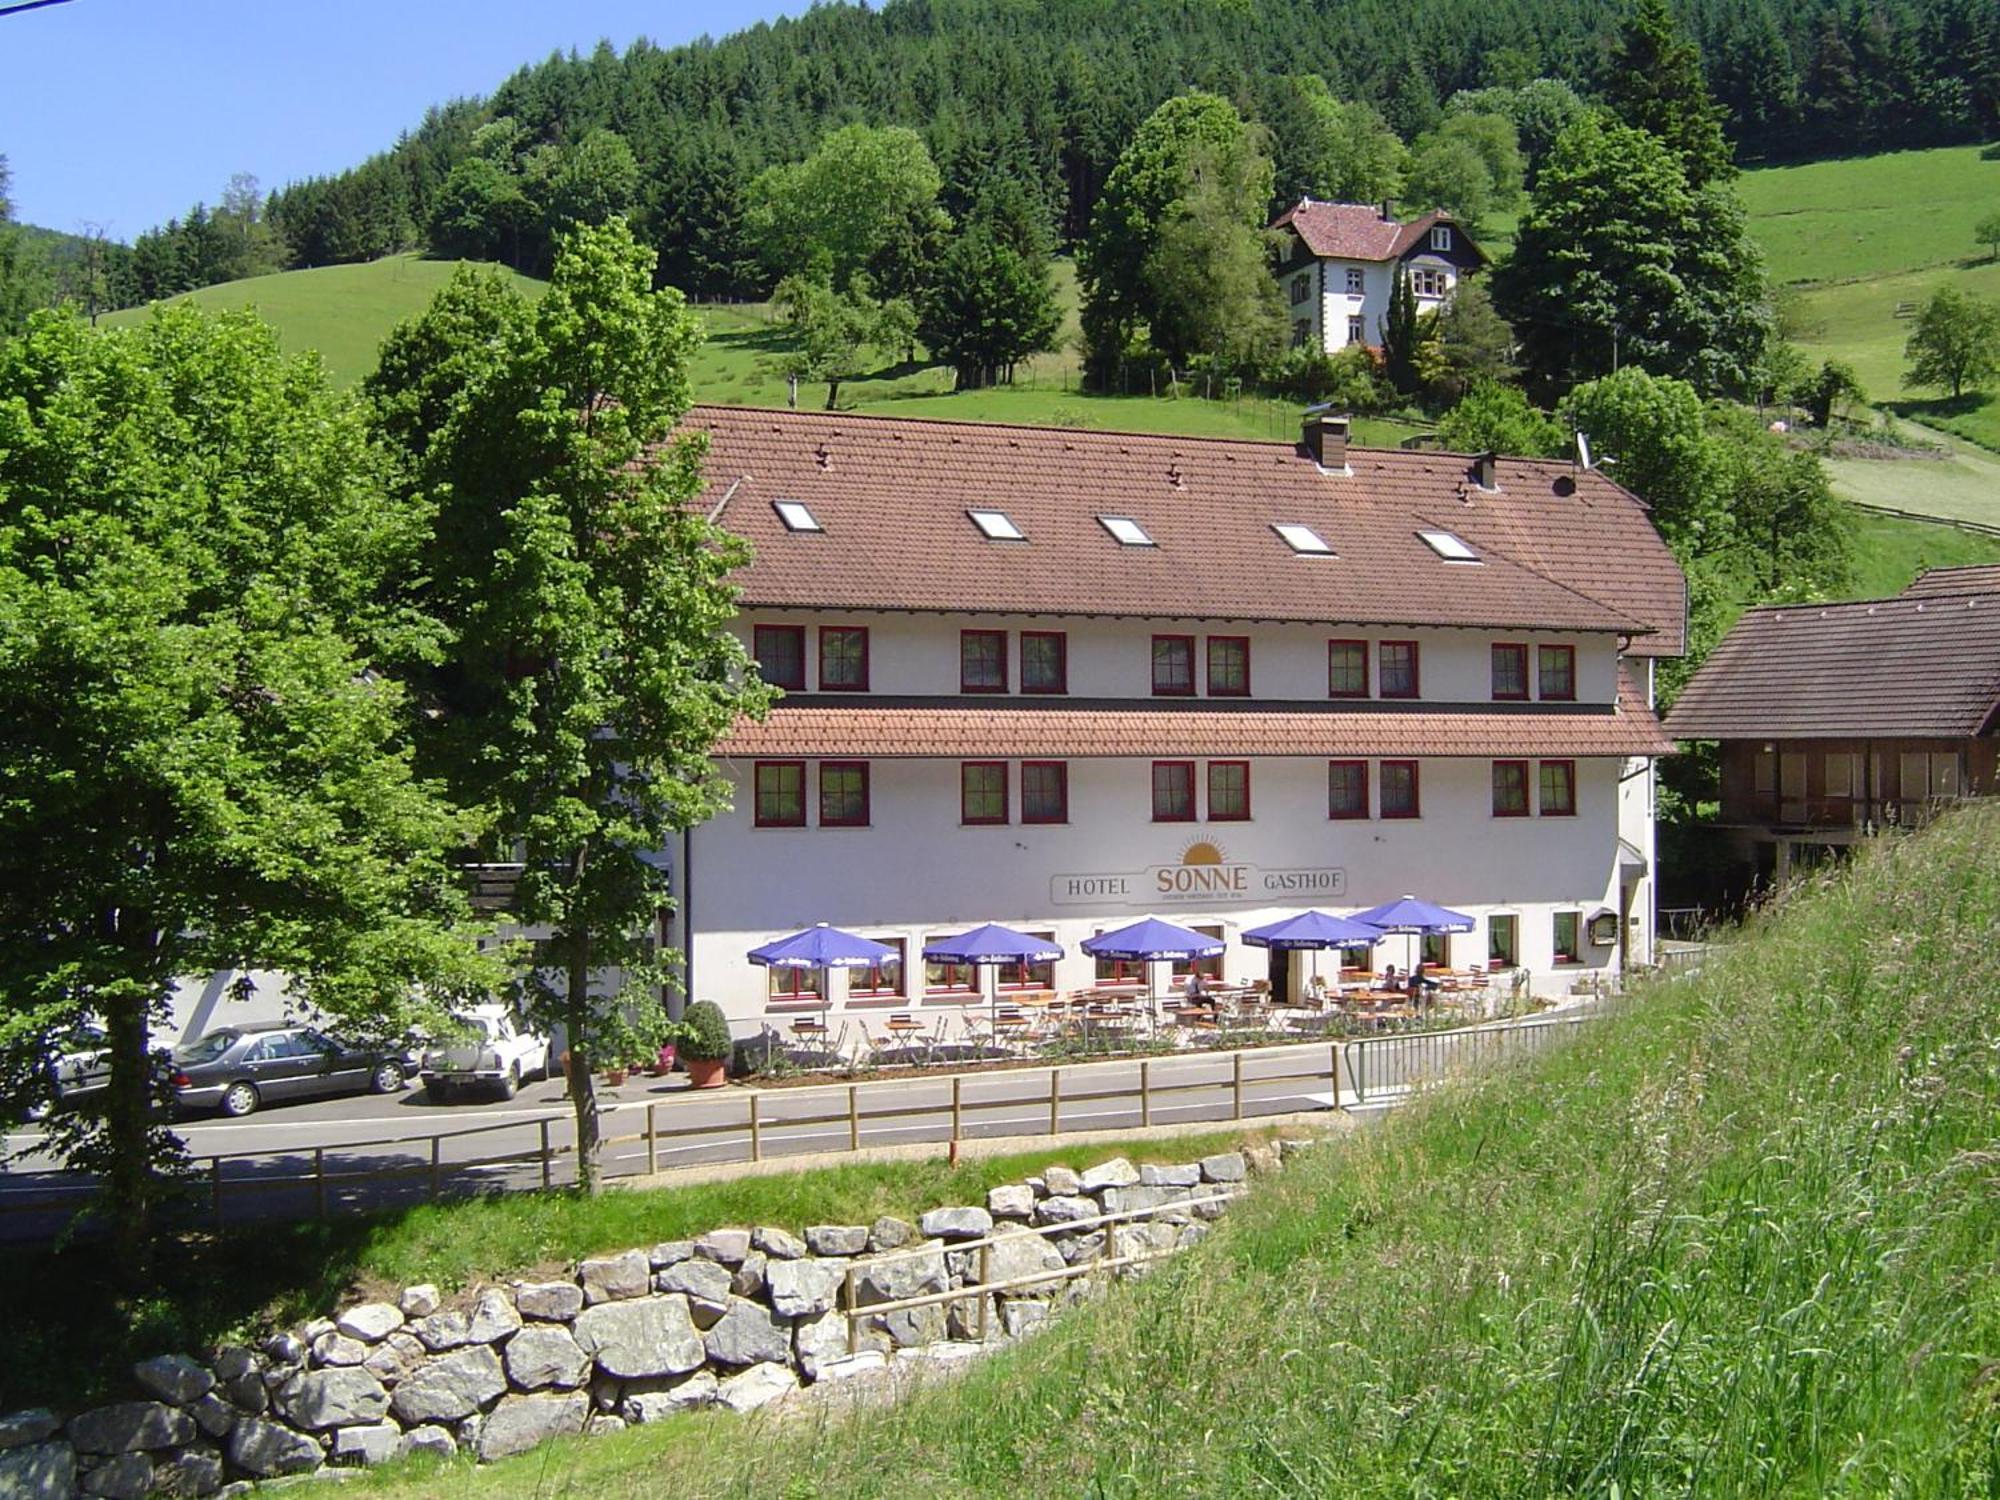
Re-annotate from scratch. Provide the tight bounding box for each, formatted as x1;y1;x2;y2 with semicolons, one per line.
1473;452;1498;490
1379;198;1395;222
1304;410;1350;470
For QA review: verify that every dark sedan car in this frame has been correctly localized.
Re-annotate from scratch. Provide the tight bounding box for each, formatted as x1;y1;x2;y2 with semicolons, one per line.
169;1025;410;1118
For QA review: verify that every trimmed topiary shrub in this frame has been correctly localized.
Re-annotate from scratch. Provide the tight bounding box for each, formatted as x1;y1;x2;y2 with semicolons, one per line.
678;1000;733;1062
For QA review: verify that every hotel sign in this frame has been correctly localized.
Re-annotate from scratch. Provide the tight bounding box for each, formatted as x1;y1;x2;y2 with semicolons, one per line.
1049;841;1345;907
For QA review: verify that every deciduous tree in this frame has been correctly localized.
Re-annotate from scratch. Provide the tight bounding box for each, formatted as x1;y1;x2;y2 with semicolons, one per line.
1978;209;2000;262
1435;379;1565;457
0;307;490;1276
745;124;950;297
1903;284;2000;399
367;220;772;1193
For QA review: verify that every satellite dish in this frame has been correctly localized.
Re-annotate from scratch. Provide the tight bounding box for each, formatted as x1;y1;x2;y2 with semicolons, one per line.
1575;431;1594;470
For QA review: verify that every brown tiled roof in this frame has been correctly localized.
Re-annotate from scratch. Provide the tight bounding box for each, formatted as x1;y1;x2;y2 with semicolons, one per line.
689;406;1685;655
717;675;1673;761
1663;594;2000;740
1268;200;1482;263
1900;564;2000;599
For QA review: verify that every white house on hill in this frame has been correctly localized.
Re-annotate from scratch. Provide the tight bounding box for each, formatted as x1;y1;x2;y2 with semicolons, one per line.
1271;199;1486;355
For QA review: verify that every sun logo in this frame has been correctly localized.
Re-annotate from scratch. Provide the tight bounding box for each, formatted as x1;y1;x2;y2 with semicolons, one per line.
1180;840;1228;867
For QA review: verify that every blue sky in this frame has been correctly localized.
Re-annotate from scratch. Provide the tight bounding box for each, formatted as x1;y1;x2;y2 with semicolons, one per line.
1;0;802;239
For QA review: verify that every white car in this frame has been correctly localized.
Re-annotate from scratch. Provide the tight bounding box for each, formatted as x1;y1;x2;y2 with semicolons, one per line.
419;1007;552;1102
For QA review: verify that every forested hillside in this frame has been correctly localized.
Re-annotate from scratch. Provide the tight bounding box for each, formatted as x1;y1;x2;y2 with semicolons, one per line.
105;0;2000;303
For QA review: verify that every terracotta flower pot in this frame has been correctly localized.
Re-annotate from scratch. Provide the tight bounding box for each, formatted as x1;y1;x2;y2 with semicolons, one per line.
650;1043;676;1078
684;1056;727;1089
605;1066;628;1086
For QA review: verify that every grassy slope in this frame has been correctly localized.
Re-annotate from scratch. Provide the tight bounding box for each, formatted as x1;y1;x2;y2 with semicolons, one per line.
366;804;2000;1497
0;1128;1266;1413
98;255;547;388
1743;146;2000;464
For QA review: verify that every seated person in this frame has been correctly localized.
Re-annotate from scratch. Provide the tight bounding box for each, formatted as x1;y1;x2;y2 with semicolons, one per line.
1183;970;1214;1007
1408;961;1441;999
1380;963;1399;993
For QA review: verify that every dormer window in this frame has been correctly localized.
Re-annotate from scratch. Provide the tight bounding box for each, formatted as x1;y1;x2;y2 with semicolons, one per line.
1273;523;1334;555
1418;530;1479;563
968;509;1026;541
1430;225;1451;251
1098;515;1155;547
773;500;822;532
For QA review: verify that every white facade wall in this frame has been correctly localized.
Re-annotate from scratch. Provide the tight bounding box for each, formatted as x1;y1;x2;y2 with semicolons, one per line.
684;616;1654;1028
1291;252;1461;355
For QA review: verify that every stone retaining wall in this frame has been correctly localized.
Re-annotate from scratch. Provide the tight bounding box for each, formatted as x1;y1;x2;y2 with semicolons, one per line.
0;1144;1305;1499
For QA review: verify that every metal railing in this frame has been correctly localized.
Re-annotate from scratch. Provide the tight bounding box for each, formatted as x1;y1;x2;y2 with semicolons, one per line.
0;1014;1595;1237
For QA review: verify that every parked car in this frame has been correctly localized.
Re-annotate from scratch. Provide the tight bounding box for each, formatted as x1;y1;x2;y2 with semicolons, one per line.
169;1024;411;1118
419;1005;551;1102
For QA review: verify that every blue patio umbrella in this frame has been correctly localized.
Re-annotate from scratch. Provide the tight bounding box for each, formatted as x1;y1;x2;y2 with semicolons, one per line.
1243;910;1386;998
1082;917;1226;1012
748;924;898;1008
1351;895;1475;982
924;923;1067;1037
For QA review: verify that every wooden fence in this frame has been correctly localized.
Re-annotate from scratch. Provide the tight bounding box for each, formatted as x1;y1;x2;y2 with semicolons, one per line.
0;1014;1593;1237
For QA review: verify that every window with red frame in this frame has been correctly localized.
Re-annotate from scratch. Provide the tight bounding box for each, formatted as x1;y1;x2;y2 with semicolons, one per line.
1093;944;1144;985
848;938;904;998
1152;760;1196;821
960;761;1008;825
818;761;869;827
1380;759;1420;818
1207;761;1250;820
1021;631;1067;694
923;936;976;994
1328;760;1369;819
1491;760;1529;817
768;966;819;1001
819;626;869;691
753;762;805;827
960;630;1007;693
752;625;805;691
1328;640;1369;698
1170;924;1225;981
1021;761;1068;823
1379;641;1419;698
998;930;1057;990
1490;643;1528;701
1206;637;1250;696
1539;759;1576;816
1538;644;1575;701
1151;635;1195;695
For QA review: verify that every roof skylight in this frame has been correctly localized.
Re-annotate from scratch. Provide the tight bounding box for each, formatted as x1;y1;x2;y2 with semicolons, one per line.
1273;523;1335;555
773;499;823;532
1418;529;1480;562
1098;515;1156;547
968;509;1026;541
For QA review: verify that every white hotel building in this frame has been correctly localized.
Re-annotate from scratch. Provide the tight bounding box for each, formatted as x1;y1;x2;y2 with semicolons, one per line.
668;406;1684;1029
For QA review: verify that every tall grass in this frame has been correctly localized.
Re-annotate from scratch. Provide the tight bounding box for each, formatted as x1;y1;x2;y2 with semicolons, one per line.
375;803;2000;1497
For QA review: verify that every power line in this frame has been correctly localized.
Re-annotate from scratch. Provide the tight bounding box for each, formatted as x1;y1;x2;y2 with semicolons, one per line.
0;0;76;17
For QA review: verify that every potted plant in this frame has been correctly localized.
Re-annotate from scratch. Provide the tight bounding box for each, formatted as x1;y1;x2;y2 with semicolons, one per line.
678;1000;733;1089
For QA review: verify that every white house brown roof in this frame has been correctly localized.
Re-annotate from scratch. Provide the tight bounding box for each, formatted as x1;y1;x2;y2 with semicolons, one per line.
688;406;1685;654
1269;201;1481;264
1663;593;2000;740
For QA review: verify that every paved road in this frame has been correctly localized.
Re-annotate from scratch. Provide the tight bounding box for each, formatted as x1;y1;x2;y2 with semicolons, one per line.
0;1016;1589;1241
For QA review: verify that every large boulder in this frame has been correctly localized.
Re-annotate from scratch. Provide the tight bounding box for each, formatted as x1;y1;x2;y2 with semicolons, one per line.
713;1364;798;1414
1079;1157;1139;1194
409;1310;472;1352
515;1281;584;1322
851;1243;950;1348
1139;1162;1201;1188
578;1251;650;1305
805;1225;868;1257
0;1439;74;1500
329;1423;401;1467
0;1410;59;1449
620;1372;716;1424
1034;1195;1096;1226
1199;1152;1247;1183
918;1206;992;1240
503;1325;591;1391
466;1288;523;1344
702;1299;793;1369
225;1418;322;1478
655;1258;733;1314
333;1304;404;1344
188;1393;237;1440
751;1226;806;1261
693;1230;751;1266
274;1368;390;1430
1041;1165;1083;1196
398;1285;441;1319
362;1331;425;1387
730;1252;768;1300
971;1229;1065;1287
396;1426;456;1461
156;1449;224;1497
987;1184;1036;1220
571;1296;705;1380
867;1217;916;1252
793;1311;872;1381
388;1345;507;1425
130;1356;214;1406
68;1403;193;1455
79;1451;150;1500
308;1332;369;1368
766;1258;845;1318
475;1393;589;1462
647;1241;694;1270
